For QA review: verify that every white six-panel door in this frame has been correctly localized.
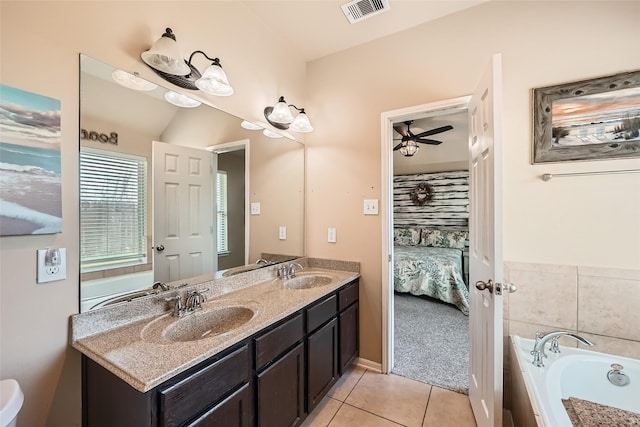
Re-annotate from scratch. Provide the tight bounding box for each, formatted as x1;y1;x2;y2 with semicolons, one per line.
153;141;216;283
468;54;504;427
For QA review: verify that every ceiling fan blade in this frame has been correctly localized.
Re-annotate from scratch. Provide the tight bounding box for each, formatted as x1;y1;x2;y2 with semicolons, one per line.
394;125;408;137
416;138;443;145
393;142;404;151
414;125;453;138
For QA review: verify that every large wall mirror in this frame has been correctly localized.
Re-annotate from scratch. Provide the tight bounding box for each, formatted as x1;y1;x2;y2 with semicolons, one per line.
79;55;304;312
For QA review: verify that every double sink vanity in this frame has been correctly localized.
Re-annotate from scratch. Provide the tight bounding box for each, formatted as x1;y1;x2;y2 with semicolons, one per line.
71;257;360;426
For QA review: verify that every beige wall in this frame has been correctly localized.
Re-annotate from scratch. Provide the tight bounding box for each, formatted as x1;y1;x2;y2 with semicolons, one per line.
0;2;306;426
305;0;640;364
1;1;639;426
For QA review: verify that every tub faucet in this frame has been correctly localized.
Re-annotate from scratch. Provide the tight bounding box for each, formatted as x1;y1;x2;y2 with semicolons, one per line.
531;331;594;367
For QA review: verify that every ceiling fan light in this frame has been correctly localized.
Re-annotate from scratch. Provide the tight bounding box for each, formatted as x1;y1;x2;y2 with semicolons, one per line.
141;28;190;76
400;141;419;157
195;63;234;96
111;69;158;91
289;111;313;133
268;97;295;124
164;90;202;108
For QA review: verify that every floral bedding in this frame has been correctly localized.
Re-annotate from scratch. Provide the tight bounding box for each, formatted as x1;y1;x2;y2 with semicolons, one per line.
393;245;470;315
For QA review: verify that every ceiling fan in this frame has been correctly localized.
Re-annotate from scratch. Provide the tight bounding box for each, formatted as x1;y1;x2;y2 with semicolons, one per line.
393;120;453;157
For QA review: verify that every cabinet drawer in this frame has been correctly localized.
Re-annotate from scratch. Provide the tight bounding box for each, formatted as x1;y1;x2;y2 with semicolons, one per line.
188;382;252;427
255;313;304;370
307;294;337;333
339;281;359;311
160;345;250;427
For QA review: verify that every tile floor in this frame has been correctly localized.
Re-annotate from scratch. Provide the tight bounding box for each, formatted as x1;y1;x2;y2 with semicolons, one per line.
301;366;477;427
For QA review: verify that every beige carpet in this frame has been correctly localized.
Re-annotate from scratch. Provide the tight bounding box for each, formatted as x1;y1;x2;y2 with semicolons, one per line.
392;292;469;394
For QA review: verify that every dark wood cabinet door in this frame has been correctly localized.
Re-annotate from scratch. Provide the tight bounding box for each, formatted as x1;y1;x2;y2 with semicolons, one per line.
307;318;338;412
339;302;359;375
256;342;305;427
188;383;252;427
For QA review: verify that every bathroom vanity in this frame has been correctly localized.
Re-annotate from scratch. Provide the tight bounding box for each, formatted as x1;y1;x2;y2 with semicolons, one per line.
71;259;359;426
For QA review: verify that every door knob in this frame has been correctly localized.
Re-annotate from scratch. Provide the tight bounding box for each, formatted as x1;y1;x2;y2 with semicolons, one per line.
154;245;165;253
475;279;494;293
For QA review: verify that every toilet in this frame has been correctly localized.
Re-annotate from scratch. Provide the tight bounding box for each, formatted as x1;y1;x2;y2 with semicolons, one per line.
0;379;23;427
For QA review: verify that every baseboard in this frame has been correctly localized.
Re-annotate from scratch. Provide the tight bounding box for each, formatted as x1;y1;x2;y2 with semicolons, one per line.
355;357;382;373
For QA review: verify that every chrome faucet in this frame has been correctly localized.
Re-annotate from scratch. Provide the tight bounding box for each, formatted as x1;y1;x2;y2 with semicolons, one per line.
278;263;304;280
531;331;594;367
165;295;185;317
152;281;170;292
256;258;270;265
185;289;208;313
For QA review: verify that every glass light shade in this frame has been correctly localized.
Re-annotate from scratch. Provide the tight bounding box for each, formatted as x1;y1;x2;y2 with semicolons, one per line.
111;70;158;91
399;141;419;157
241;120;263;130
164;91;202;108
289;112;314;133
263;129;283;138
195;64;234;96
268;99;295;124
141;34;190;75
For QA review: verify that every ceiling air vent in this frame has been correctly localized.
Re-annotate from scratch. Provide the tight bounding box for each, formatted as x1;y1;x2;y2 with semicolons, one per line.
341;0;390;24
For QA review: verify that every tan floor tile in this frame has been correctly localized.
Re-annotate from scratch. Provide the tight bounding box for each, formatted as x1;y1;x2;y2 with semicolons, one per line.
422;387;477;427
345;372;431;427
327;365;367;401
329;404;404;427
301;397;342;427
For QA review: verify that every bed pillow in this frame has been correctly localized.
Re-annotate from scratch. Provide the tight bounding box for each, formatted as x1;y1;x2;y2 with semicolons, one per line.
420;229;468;249
394;228;421;245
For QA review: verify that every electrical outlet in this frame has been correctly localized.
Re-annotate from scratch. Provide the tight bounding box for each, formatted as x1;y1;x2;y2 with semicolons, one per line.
364;199;379;215
37;248;67;283
251;202;261;215
279;226;287;240
328;227;337;243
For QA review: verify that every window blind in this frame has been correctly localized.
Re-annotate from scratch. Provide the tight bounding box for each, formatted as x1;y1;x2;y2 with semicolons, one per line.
80;148;147;271
216;170;228;254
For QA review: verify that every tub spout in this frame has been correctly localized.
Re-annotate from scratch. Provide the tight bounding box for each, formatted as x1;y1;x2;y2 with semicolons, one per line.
531;331;594;367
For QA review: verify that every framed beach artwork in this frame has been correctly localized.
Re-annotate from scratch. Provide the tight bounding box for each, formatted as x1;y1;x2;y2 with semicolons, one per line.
532;70;640;163
0;84;62;236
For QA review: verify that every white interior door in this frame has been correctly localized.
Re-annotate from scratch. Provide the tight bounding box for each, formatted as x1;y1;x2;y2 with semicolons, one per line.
153;141;216;283
468;54;504;427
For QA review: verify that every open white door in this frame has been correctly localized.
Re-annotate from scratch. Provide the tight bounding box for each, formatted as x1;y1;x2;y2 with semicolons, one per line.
468;54;506;427
153;141;216;283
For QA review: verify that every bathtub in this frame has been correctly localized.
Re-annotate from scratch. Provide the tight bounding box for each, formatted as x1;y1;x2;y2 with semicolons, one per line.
511;335;639;427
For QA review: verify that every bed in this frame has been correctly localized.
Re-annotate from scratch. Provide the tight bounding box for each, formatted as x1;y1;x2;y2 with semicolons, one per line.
393;227;470;315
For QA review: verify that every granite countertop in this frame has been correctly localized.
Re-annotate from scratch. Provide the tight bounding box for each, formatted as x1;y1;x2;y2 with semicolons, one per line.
70;258;359;392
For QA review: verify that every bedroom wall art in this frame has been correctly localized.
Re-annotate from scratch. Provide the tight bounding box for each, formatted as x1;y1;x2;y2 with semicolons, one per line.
0;84;62;236
532;69;640;163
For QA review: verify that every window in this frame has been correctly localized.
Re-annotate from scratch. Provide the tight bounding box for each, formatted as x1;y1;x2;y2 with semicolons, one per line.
216;170;229;254
80;148;147;272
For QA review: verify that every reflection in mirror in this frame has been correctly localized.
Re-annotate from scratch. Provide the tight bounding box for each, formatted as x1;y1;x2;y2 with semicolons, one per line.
79;55;304;312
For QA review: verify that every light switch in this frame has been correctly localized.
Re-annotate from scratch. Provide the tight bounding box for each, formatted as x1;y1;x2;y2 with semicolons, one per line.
279;226;287;240
364;199;379;215
251;202;261;215
37;248;67;283
328;227;337;243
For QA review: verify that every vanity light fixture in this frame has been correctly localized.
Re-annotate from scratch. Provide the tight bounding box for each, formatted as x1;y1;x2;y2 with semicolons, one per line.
264;96;314;133
241;120;263;131
164;91;202;108
141;27;234;96
263;129;283;138
111;69;158;91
